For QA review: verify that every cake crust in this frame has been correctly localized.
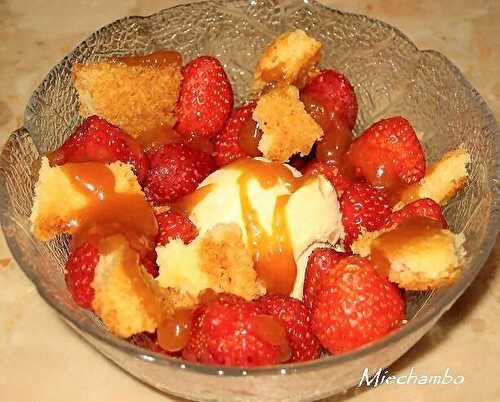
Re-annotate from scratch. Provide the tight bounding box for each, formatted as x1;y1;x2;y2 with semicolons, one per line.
395;148;470;209
253;30;322;94
254;85;323;162
72;61;181;137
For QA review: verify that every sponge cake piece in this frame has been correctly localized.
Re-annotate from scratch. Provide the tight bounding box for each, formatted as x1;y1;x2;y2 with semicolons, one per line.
352;217;465;290
395;148;470;209
72;60;181;137
253;85;324;162
156;223;263;305
30;158;144;241
253;30;322;94
92;235;173;338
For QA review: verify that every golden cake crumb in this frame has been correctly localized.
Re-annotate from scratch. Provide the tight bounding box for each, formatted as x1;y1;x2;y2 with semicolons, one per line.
92;235;173;338
30;158;143;241
394;148;470;209
352;223;465;290
156;223;263;305
254;84;323;162
72;61;181;137
253;30;322;94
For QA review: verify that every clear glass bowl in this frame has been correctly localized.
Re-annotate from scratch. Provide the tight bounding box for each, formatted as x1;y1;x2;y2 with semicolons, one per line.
0;1;498;401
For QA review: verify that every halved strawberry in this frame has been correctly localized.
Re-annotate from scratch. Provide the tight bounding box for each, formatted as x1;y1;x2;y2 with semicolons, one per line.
182;293;290;367
256;295;321;362
301;69;358;130
303;160;354;196
385;198;447;229
65;242;99;309
49;115;148;183
144;143;215;205
214;102;256;167
340;182;391;249
303;248;348;309
175;56;233;138
311;256;405;354
156;210;198;246
346;116;425;189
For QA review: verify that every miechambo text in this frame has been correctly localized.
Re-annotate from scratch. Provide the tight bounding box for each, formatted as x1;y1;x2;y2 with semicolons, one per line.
359;367;465;387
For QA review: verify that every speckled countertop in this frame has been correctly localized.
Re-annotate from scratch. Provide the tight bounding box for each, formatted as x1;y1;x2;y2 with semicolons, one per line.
0;1;499;401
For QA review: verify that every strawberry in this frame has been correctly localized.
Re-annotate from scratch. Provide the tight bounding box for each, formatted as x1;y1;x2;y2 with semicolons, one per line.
346;116;425;189
144;143;215;205
176;56;233;138
140;250;159;278
301;69;358;130
65;242;99;309
340;182;391;249
49;115;149;183
385;198;447;229
303;248;348;309
156;210;198;246
256;295;321;362
303;160;354;196
311;256;405;354
182;293;290;367
214;103;256;167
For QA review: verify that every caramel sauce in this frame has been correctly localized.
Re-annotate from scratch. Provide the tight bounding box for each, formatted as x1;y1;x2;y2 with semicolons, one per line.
62;162;158;254
157;308;194;352
261;66;286;82
170;184;215;216
250;314;291;362
315;119;352;166
62;162;165;319
137;125;214;154
238;119;263;157
198;288;219;305
136;125;181;151
370;216;443;274
387;182;420;206
114;49;182;67
233;158;309;295
301;91;334;131
301;91;352;166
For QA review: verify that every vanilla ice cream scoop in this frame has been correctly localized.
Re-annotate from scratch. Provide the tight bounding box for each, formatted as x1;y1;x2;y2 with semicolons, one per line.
162;157;342;298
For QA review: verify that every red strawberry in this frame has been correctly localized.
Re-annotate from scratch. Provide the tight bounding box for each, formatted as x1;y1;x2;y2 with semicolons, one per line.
301;69;358;130
156;210;198;246
385;198;447;229
303;160;354;196
144;143;215;205
128;331;178;356
303;248;348;309
214;103;256;167
311;256;405;354
340;182;391;249
346;116;425;189
140;250;159;278
256;295;321;362
65;242;99;309
182;293;290;367
49;115;149;183
176;56;233;138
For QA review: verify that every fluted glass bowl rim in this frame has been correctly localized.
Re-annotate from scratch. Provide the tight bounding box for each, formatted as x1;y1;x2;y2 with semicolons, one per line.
3;0;499;379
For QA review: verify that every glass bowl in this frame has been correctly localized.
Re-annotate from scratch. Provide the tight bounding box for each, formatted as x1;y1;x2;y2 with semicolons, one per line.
0;1;498;401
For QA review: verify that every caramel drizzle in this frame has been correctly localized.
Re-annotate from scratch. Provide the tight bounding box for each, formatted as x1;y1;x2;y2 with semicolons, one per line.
370;216;444;275
112;49;182;67
233;158;309;295
62;162;162;317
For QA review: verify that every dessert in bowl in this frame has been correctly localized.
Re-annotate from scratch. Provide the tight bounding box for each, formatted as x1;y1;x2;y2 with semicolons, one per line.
0;1;498;401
